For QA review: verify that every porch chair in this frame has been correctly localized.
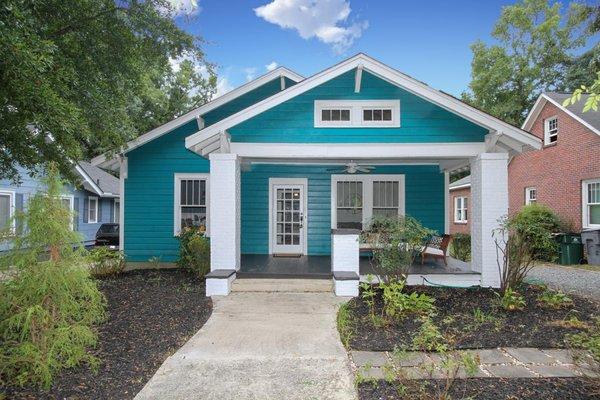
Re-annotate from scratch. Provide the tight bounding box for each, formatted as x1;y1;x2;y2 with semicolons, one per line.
420;234;452;266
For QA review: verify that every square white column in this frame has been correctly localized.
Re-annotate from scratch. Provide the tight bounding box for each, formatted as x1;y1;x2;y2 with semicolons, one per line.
209;153;241;271
470;153;509;288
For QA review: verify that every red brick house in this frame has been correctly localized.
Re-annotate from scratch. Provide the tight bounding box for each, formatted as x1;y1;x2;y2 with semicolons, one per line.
448;92;599;234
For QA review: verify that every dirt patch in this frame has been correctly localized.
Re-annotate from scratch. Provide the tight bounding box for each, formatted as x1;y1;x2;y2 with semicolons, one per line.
3;269;212;400
359;378;599;400
347;285;599;351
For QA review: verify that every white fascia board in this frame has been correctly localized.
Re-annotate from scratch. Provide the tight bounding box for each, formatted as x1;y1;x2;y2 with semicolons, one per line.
449;183;471;191
521;94;546;131
538;94;600;137
186;53;541;151
229;142;486;159
74;164;104;197
91;66;304;167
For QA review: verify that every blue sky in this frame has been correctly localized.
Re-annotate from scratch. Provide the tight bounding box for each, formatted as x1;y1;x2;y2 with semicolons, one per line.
173;0;596;97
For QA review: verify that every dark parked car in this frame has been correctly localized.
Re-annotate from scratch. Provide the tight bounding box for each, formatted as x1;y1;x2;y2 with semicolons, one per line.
95;223;119;249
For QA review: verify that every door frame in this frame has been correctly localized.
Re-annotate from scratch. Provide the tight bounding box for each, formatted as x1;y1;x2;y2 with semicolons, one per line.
268;177;308;255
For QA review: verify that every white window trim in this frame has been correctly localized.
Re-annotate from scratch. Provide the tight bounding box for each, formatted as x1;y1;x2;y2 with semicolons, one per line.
87;196;98;224
173;173;210;236
582;178;600;229
330;174;405;229
61;195;75;230
525;187;537;205
544;116;558;145
268;177;309;255
315;100;400;128
113;199;120;223
0;190;16;234
454;196;468;224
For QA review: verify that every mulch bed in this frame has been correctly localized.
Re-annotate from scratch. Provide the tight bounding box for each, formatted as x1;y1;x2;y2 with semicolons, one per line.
359;378;600;399
347;285;599;351
3;269;213;400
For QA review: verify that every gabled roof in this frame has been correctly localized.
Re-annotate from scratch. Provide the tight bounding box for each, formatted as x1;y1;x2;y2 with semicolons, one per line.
91;66;304;168
522;92;600;136
75;161;119;197
449;175;470;190
186;53;542;153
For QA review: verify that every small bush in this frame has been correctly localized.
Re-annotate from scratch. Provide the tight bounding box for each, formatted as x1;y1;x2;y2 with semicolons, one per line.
412;317;446;352
450;233;471;262
88;247;125;277
499;288;526;311
537;289;573;309
177;227;210;278
0;164;106;388
337;303;354;348
381;280;435;320
568;317;600;362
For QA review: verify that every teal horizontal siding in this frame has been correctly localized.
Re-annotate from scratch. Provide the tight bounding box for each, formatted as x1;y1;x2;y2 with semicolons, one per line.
228;70;488;143
241;164;445;256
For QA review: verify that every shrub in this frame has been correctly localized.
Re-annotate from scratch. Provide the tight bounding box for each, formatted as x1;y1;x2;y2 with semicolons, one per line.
0;164;106;388
450;233;471;262
177;226;210;278
499;288;526;311
381;280;435;320
361;215;434;282
494;204;564;292
88;247;125;277
537;289;573;309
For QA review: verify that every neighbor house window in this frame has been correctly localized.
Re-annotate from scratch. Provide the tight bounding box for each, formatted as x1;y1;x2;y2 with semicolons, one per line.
114;199;120;223
583;179;600;228
544;116;558;145
61;196;74;230
0;191;15;233
332;175;405;230
454;196;468;223
174;173;209;235
87;196;98;223
525;187;537;205
315;100;400;127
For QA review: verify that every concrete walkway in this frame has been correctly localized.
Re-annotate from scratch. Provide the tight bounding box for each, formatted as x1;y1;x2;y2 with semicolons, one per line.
527;263;600;301
135;289;357;400
351;348;597;380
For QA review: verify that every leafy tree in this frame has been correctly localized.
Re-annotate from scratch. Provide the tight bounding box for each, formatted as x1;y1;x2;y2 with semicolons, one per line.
0;164;106;388
0;0;216;183
462;0;593;126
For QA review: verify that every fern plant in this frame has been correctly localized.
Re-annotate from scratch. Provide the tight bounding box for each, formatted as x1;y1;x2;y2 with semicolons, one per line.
0;164;106;389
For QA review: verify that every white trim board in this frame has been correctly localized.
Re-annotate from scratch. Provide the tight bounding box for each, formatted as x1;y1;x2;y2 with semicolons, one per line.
268;178;308;255
0;190;16;233
91;66;304;168
522;93;600;137
173;173;210;237
186;53;541;152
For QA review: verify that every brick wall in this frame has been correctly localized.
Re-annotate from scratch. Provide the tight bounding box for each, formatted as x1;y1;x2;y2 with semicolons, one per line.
449;186;471;235
508;101;600;231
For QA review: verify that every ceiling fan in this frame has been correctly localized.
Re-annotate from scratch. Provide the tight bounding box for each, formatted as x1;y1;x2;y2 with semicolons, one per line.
327;161;375;174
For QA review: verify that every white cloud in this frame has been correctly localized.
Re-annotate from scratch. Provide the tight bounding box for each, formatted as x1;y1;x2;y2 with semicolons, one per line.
163;0;201;16
215;77;234;97
266;61;279;71
254;0;368;54
243;67;258;82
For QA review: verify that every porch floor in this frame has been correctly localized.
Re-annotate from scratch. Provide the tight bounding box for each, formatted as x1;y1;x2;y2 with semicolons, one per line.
238;254;475;279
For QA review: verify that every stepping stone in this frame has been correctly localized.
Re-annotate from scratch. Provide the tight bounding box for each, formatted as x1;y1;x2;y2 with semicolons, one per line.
465;349;513;365
359;366;386;380
541;349;575;364
483;364;537;378
391;351;431;367
396;366;429;380
529;364;577;377
351;351;388;367
505;348;552;364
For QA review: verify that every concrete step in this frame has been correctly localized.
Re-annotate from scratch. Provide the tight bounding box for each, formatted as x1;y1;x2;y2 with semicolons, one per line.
231;278;333;293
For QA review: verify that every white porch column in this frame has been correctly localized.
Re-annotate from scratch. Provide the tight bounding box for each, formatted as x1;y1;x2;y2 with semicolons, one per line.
470;153;508;288
209;153;241;271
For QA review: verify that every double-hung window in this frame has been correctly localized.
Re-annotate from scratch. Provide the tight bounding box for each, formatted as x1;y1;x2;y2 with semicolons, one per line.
113;199;120;223
525;187;537;205
544;116;558;145
332;175;405;230
583;179;600;228
87;196;98;223
61;196;74;230
174;173;209;235
454;196;468;223
0;191;15;233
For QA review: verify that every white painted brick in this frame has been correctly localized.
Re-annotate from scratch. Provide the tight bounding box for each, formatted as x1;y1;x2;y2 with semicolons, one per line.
331;234;359;274
470;153;508;288
209;153;241;271
206;274;236;296
334;279;359;297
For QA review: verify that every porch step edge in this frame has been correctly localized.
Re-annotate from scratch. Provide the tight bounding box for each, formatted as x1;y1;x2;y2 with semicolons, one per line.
231;278;333;293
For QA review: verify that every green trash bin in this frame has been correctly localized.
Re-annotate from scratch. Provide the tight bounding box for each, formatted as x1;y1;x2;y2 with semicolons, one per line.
555;233;583;265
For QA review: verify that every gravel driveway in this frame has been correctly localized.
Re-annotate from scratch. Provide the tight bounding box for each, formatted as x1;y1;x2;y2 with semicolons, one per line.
526;263;600;301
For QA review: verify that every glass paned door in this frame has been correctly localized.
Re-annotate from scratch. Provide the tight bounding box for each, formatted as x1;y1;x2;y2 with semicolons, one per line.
273;184;304;254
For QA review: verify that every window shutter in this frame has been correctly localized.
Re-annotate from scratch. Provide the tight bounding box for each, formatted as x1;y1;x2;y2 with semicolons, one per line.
73;197;79;231
97;199;102;222
83;197;89;223
15;193;24;235
109;200;114;223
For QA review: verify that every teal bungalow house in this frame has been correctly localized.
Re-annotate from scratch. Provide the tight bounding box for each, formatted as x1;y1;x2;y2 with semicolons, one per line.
92;54;541;296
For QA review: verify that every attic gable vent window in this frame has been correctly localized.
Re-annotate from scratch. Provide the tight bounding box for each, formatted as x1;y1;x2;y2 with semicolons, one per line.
315;100;400;128
544;116;558;145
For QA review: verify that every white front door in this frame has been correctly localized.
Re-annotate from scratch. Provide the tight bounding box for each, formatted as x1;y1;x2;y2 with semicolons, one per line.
272;183;305;254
